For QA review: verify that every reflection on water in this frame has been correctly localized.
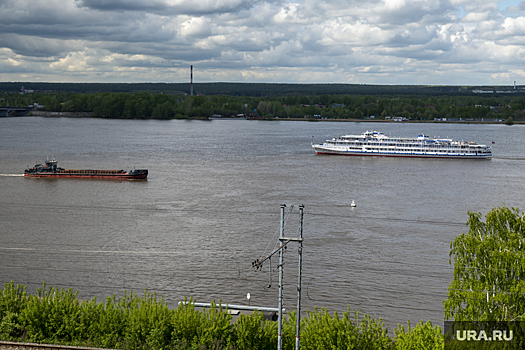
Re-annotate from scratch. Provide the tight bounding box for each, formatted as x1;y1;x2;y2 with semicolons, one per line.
1;118;524;331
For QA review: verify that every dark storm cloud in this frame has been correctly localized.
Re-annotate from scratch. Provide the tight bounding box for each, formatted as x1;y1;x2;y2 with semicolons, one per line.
75;0;263;16
0;34;79;58
372;0;456;26
94;41;220;61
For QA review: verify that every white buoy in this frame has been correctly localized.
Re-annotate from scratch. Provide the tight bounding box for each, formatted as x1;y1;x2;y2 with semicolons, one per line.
350;200;356;207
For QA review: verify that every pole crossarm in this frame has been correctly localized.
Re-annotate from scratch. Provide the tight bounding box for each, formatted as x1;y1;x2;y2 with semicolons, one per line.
252;239;291;270
280;237;303;242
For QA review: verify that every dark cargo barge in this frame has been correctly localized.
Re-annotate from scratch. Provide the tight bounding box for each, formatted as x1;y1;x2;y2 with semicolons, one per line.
24;159;148;179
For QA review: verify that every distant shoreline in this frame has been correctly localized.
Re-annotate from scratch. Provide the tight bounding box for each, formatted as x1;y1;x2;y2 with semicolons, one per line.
283;117;522;124
31;111;93;118
28;111;521;124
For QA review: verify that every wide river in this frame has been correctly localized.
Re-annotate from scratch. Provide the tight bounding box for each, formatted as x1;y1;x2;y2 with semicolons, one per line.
1;117;524;331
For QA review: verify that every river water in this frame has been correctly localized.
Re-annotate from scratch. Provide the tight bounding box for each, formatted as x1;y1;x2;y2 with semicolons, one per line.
1;117;524;331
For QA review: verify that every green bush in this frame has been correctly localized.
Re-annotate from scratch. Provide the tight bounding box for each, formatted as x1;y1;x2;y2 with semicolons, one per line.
233;310;276;350
0;281;27;318
0;282;27;340
0;311;23;340
17;282;86;343
393;320;443;350
0;281;447;350
120;290;173;350
171;298;233;349
298;307;391;350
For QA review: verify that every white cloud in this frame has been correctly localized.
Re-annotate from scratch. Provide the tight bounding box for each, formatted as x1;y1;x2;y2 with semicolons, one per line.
0;0;523;84
498;16;525;35
462;11;490;22
180;17;213;38
319;19;389;46
509;68;525;77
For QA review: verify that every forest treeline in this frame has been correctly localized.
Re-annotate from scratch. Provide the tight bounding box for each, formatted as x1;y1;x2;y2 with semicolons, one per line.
2;90;525;121
0;82;520;96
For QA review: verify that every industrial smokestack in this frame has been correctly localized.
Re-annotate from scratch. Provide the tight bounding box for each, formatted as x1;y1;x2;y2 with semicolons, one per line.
514;81;516;90
190;65;193;96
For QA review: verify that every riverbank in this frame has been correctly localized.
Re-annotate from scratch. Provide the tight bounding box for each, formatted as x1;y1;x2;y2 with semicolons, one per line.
275;117;523;124
29;111;207;120
31;111;93;118
27;111;521;124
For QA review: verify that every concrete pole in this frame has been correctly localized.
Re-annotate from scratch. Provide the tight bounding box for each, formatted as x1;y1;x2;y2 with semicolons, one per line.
278;204;286;350
295;204;304;350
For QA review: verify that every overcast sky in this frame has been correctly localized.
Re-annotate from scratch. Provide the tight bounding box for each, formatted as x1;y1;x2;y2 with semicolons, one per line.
1;0;525;85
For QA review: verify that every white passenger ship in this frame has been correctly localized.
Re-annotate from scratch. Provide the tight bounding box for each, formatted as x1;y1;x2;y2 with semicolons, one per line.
312;131;492;159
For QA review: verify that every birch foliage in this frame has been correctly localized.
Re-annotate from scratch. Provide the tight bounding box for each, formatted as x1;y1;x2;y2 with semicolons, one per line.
443;207;525;321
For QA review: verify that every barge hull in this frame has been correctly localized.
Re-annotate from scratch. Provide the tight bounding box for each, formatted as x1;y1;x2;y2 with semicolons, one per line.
24;173;147;179
314;150;491;159
24;159;148;179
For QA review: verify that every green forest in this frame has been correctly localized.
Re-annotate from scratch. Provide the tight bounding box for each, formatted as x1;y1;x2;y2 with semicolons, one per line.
2;89;525;122
1;82;525;121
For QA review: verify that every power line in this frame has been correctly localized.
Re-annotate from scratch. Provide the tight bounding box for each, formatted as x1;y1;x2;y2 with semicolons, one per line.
307;212;466;227
0;246;189;255
1;203;279;216
260;205;294;260
51;242;502;278
2;202;467;227
449;289;525;296
3;279;445;314
0;256;454;280
0;244;456;272
1;264;448;301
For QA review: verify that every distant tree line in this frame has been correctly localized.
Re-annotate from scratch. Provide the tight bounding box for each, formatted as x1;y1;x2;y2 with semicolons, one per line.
1;90;525;121
0;82;522;96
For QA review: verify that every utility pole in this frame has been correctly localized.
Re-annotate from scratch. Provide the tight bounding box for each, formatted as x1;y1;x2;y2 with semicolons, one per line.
295;204;304;350
277;204;285;350
252;204;304;350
